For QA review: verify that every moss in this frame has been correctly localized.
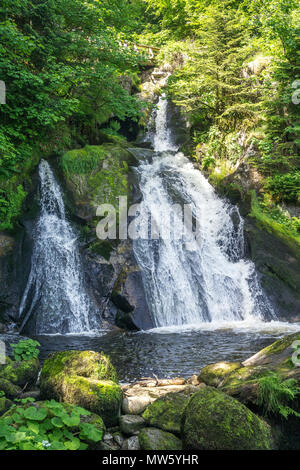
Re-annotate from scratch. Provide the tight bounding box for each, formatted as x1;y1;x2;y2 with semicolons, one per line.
61;144;133;210
0;397;13;416
0;378;21;398
0;357;39;388
138;428;182;450
41;350;118;384
182;387;274;450
40;350;122;427
249;190;300;260
142;389;195;434
198;362;242;387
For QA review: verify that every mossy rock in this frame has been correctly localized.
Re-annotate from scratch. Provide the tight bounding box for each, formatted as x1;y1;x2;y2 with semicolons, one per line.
0;378;21;399
0;357;39;388
181;387;274;450
41;350;118;383
0;396;13;416
198;362;242;387
40;350;122;427
142;389;196;434
138;427;182;450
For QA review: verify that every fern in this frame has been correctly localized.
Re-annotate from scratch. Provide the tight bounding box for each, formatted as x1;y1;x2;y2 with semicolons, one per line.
257;372;300;419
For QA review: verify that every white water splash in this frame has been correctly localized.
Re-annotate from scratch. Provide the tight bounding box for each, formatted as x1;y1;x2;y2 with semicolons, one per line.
19;160;100;334
133;99;276;328
153;94;178;152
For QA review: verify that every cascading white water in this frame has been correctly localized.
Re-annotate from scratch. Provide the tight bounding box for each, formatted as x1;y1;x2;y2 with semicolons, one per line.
19;160;100;334
133;96;276;327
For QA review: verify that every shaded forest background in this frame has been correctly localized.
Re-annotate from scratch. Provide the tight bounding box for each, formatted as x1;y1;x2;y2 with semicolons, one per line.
0;0;299;239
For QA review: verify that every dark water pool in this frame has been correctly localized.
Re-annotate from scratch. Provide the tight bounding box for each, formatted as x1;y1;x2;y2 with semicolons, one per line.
30;327;292;383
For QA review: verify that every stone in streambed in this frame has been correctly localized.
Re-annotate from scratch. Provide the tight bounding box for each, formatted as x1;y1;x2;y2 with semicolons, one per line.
142;388;198;434
138;428;182;450
122;436;140;450
182;387;274;450
198;361;242;387
120;414;145;435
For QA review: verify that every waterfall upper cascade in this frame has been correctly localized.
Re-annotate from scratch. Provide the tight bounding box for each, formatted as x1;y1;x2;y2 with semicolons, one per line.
19;160;100;335
133;95;276;328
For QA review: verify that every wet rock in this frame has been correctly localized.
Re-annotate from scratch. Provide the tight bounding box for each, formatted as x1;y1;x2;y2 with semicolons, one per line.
182;387;274;450
120;414;145;435
138;427;182;450
20;389;41;400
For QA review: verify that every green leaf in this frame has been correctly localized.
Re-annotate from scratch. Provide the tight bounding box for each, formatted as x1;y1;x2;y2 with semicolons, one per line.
23;407;48;422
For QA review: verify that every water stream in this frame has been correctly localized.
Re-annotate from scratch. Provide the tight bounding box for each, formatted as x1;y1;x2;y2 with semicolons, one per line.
19;160;100;335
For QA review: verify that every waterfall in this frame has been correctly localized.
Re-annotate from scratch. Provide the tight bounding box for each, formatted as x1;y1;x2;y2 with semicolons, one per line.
19;160;100;334
133;97;275;328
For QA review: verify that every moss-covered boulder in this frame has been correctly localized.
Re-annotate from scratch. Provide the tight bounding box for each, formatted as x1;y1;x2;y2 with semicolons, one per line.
0;396;13;416
142;388;196;434
40;350;118;383
181;387;273;450
0;357;39;388
0;378;21;399
198;362;242;387
40;350;122;426
138;428;182;450
217;333;300;405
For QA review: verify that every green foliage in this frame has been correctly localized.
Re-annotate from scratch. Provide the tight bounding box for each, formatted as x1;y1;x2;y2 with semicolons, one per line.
266;172;300;203
0;400;103;450
0;0;145;230
257;371;300;419
10;340;40;362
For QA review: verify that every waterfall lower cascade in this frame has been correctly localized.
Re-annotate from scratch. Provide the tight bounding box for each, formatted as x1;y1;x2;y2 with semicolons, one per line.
19;160;100;334
133;96;275;328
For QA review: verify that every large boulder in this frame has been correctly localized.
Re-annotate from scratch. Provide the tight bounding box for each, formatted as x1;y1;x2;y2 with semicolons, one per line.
120;415;145;435
0;396;13;416
40;351;122;427
138;428;182;450
0;378;21;399
181;387;274;450
0;357;39;388
142;388;198;434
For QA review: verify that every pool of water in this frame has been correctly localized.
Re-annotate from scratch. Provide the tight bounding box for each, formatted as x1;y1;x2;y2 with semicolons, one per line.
30;321;300;383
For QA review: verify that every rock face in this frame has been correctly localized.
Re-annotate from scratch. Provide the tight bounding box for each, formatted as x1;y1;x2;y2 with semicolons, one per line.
181;387;274;450
138;427;182;451
142;388;198;434
40;350;122;427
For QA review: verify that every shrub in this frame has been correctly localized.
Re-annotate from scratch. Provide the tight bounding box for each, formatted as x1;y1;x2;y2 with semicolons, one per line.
10;340;40;362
